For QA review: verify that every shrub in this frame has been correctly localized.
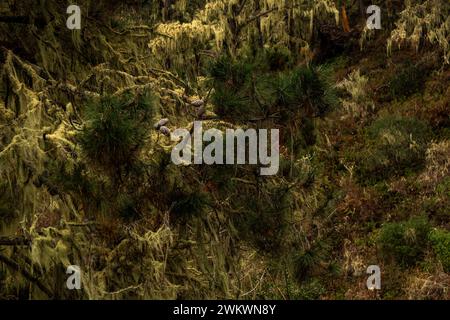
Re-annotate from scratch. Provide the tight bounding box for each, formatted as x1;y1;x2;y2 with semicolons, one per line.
429;229;450;272
389;63;428;99
378;216;431;267
422;141;450;186
337;69;374;118
78;92;156;177
356;116;432;183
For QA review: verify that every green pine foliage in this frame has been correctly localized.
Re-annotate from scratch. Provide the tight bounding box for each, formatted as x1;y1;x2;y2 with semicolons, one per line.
78;92;156;177
209;54;338;121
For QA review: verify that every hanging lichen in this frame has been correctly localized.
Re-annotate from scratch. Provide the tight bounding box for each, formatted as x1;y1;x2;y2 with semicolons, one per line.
387;0;450;64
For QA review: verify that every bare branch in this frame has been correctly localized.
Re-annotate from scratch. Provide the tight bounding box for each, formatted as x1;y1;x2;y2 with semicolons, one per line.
0;236;31;246
0;253;53;298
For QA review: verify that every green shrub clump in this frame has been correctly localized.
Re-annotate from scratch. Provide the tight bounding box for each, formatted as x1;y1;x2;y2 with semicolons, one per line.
378;216;431;267
429;229;450;272
356;116;432;183
389;63;428;99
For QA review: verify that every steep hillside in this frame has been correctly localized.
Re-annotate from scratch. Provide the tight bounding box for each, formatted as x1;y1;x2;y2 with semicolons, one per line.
0;0;449;300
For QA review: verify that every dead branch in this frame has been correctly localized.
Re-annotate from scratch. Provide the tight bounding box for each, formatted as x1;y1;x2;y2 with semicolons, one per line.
0;236;30;246
0;253;53;298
